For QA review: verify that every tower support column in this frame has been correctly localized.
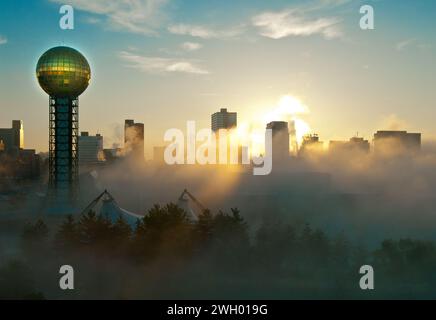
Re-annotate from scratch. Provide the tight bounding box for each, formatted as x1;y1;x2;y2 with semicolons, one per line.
49;96;79;202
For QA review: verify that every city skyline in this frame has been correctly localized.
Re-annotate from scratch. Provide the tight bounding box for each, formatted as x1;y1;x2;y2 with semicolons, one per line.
0;0;435;158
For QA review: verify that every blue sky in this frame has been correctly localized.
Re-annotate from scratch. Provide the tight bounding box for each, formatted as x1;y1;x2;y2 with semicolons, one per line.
0;0;435;156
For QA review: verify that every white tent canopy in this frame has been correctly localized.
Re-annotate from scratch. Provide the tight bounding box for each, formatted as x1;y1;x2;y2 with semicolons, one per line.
81;190;142;226
81;189;206;226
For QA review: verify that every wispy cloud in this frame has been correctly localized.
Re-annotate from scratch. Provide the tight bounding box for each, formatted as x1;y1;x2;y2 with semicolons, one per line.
396;39;415;51
168;24;244;39
252;9;343;40
181;42;203;51
0;35;7;45
380;114;409;131
84;16;101;25
49;0;168;35
119;51;209;75
316;0;352;8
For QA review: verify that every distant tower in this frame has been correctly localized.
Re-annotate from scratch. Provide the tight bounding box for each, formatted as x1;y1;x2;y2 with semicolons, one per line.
289;120;298;155
300;134;323;156
266;121;290;162
78;132;104;164
36;46;91;202
124;120;144;161
0;120;24;152
373;130;421;155
211;108;237;132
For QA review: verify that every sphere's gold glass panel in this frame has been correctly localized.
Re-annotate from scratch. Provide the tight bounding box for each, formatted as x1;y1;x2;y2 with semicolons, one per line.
36;46;91;97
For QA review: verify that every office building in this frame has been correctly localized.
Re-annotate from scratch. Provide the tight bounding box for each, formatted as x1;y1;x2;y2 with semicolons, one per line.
0;120;40;179
0;120;24;152
125;120;145;160
300;134;324;155
374;130;421;154
103;148;123;163
289;120;298;155
0;148;40;180
78;132;104;164
329;136;370;154
266;121;290;162
211;108;237;132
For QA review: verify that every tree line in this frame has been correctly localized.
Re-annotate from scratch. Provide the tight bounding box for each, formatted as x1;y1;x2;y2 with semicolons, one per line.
2;204;436;299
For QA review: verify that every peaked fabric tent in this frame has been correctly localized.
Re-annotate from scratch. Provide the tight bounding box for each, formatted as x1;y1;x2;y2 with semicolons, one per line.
81;189;206;226
177;192;199;223
177;189;208;223
81;190;142;227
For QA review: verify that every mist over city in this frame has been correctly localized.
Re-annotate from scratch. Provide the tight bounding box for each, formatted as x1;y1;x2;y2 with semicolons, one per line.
1;0;436;302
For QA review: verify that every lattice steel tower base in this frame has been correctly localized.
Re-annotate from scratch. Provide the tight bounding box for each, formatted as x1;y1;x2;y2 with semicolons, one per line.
49;97;79;201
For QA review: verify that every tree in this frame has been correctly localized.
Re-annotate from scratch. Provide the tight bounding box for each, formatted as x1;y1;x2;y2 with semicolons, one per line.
193;209;213;247
132;204;193;261
202;208;250;272
110;215;133;257
21;219;49;255
0;260;44;300
112;215;132;241
254;222;296;273
76;211;112;250
55;215;79;251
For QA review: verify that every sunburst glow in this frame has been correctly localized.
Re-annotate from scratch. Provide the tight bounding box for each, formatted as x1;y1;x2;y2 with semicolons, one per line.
233;95;312;156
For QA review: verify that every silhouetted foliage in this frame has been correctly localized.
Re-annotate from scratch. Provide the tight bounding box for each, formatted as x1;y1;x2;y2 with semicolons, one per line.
374;239;436;278
55;215;79;251
0;260;44;300
132;203;193;261
12;203;436;299
77;210;112;247
21;219;49;254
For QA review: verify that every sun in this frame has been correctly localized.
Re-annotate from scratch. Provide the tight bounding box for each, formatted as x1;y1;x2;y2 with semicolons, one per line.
233;95;312;156
261;95;311;147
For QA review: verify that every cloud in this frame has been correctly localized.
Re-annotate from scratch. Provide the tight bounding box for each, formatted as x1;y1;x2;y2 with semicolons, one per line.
119;51;209;75
252;9;343;40
49;0;168;35
396;39;415;51
0;35;7;45
380;114;409;131
317;0;351;7
181;42;203;51
84;17;101;25
168;24;244;39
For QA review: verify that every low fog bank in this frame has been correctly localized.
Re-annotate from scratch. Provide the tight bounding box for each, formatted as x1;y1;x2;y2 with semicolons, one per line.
3;140;436;252
90;141;436;247
3;143;436;299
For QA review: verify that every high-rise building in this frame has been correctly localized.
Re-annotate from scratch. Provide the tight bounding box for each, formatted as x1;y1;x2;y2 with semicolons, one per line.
300;134;324;155
125;120;144;160
36;46;91;201
0;120;24;152
374;130;421;154
103;148;123;163
0;149;40;180
289;120;298;155
329;136;370;154
0;120;40;179
211;108;240;164
78;132;104;164
211;108;237;132
266;121;290;162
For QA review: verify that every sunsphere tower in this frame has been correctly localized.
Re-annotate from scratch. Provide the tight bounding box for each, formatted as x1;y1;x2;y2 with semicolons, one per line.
36;46;91;202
